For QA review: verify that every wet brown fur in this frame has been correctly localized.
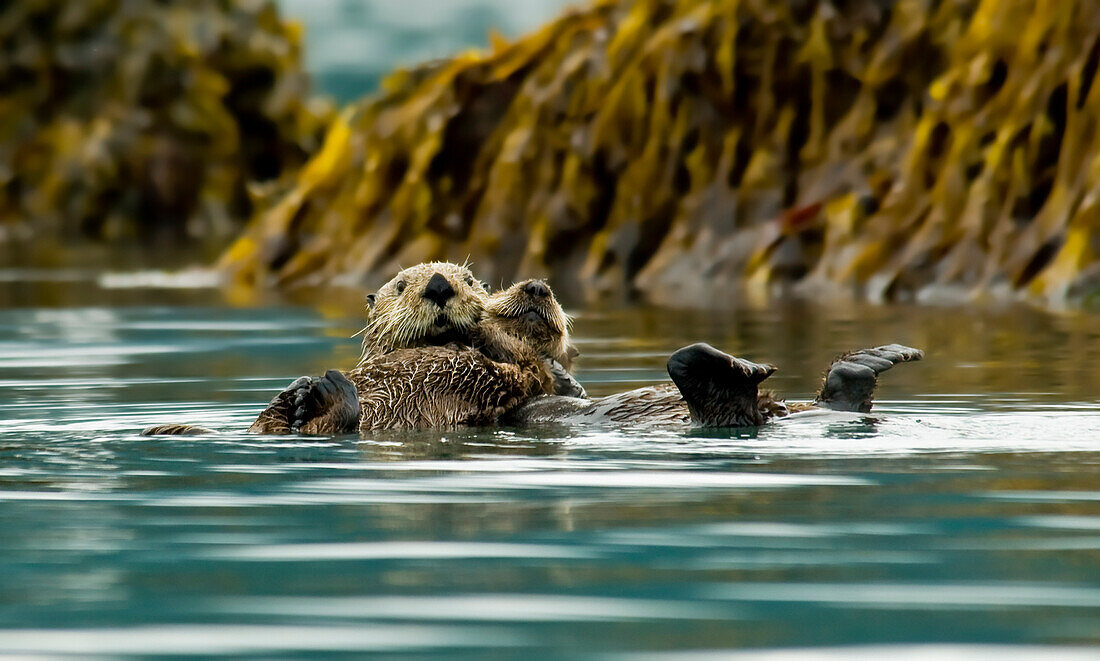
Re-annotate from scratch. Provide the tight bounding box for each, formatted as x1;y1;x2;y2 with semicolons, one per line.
339;279;574;430
253;275;786;432
347;345;550;430
512;369;785;428
143;266;919;436
248;266;561;433
484;279;578;370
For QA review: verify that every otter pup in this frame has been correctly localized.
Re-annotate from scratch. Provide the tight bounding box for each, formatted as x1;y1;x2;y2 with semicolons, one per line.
480;279;585;399
484;280;578;371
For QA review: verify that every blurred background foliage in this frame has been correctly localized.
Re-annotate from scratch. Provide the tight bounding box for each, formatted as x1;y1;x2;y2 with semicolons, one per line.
3;0;1099;307
0;0;330;259
224;0;1100;306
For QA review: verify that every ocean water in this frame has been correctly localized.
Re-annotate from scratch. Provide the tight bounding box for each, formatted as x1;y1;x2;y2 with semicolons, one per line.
278;0;574;100
0;271;1098;658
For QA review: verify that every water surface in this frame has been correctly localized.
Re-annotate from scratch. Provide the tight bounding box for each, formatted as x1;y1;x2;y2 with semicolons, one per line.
1;273;1098;658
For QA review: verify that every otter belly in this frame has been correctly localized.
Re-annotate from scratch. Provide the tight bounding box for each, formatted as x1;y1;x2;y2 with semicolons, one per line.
349;346;549;430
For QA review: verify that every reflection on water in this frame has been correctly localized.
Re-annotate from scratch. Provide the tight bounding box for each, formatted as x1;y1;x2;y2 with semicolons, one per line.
0;279;1098;657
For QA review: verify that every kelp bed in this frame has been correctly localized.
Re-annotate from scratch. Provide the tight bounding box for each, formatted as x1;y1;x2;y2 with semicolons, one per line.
0;0;329;249
3;1;1098;305
221;0;1100;306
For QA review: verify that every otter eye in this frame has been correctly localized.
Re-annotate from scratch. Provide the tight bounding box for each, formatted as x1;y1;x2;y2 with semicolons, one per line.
465;276;474;286
482;282;491;293
395;280;406;294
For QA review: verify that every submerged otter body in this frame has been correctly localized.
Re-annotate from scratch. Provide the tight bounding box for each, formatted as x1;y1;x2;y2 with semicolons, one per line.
509;349;781;427
509;343;924;428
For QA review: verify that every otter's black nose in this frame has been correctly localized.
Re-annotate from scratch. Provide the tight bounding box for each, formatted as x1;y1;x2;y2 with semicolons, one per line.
524;280;550;298
422;273;455;308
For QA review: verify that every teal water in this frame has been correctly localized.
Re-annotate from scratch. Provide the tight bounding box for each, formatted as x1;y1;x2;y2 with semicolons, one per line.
1;272;1099;658
277;0;573;101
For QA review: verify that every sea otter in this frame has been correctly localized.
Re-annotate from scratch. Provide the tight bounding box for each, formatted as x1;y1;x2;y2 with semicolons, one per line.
143;263;922;434
266;275;923;431
354;261;488;357
479;279;585;398
143;263;566;435
246;276;585;434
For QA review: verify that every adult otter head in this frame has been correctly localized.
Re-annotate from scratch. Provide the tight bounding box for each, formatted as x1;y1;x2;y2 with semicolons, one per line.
359;262;490;362
485;279;578;370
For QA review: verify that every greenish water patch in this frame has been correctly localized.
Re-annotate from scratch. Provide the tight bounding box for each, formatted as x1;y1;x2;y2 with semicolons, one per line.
278;0;573;101
0;277;1098;657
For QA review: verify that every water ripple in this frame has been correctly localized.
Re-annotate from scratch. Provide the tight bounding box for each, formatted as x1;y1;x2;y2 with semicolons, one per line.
206;541;599;561
0;624;525;655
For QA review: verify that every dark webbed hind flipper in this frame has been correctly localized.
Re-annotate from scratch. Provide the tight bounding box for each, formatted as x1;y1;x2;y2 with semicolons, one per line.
814;344;924;413
247;371;361;435
667;343;777;428
141;424;215;436
547;360;587;398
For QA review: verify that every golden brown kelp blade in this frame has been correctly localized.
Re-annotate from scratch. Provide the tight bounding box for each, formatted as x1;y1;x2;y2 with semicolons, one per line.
0;0;331;249
222;0;1100;306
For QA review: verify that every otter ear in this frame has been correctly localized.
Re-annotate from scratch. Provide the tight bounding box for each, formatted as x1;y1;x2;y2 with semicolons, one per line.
366;293;377;307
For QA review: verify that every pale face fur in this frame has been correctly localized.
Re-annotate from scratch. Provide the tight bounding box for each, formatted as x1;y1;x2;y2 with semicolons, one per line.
359;262;490;362
485;279;578;370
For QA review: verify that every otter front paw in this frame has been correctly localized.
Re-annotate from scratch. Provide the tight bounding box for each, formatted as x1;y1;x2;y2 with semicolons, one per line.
291;370;361;435
547;360;587;398
247;375;313;435
289;377;319;433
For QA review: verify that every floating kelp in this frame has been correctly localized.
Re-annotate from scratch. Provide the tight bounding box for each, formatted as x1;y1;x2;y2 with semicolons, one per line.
0;0;330;249
223;0;1100;306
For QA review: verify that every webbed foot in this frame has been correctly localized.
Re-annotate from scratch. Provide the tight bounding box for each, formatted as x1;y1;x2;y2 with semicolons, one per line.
667;343;776;428
814;344;924;412
547;359;587;398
